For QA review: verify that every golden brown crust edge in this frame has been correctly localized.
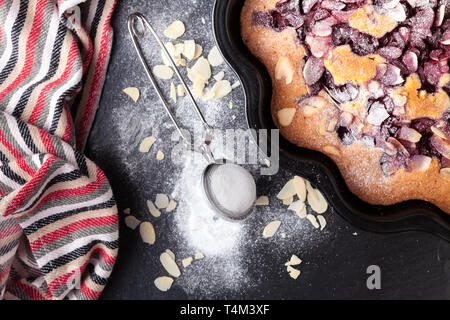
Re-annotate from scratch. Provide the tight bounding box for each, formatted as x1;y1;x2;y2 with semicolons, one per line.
240;0;450;213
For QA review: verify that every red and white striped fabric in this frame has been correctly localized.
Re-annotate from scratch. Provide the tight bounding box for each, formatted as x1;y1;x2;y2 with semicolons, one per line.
0;0;118;299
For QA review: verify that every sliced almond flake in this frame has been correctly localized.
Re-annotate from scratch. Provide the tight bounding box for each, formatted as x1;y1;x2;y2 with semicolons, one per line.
164;42;176;57
287;265;301;279
169;82;177;103
285;254;302;266
293;176;306;202
201;17;206;24
214;71;225;81
123;208;130;215
306;214;320;229
277;108;296;127
174;43;185;56
165;249;175;261
147;200;161;217
317;215;326;231
166;199;177;212
263;220;281;238
305;180;314;194
281;232;286;239
177;84;185;97
208;80;232;99
207;46;224;67
288;200;306;219
125;215;141;230
178;58;187;66
307;189;328;214
160;252;181;278
153;65;174;80
277;178;296;200
139;136;156;153
193;44;203;60
231;114;236;120
182;40;196;60
231;81;240;89
275;57;294;84
154;276;174;292
193;80;206;98
282;196;294;205
156;150;165;161
192;57;211;81
139;221;156;245
229;101;234;109
155;193;169;209
122;87;140;102
264;159;271;167
194;252;205;260
182;256;193;268
163;20;185;39
255;195;269;206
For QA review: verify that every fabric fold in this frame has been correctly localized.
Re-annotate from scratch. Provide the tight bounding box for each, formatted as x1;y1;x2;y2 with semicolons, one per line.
0;0;118;300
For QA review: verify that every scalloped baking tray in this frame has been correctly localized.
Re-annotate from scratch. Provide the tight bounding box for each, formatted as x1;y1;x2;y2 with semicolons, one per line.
212;0;450;241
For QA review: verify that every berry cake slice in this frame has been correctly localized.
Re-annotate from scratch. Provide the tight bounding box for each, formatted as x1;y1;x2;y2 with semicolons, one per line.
241;0;450;212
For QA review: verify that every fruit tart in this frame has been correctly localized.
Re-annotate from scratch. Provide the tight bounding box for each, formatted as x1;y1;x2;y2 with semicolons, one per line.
241;0;450;212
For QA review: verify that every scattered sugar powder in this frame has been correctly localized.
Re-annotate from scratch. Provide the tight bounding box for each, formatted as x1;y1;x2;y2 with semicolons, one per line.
170;151;252;295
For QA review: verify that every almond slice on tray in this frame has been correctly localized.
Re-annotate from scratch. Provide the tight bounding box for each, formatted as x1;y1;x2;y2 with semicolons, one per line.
285;254;302;266
193;44;203;60
277;178;296;200
123;87;140;102
166;199;177;212
214;71;225;81
177;84;185;97
153;65;174;80
282;196;294;205
307;188;328;214
287;265;301;279
317;215;327;231
155;193;169;209
165;249;175;261
154;276;174;292
182;256;193;268
147;200;161;217
139;136;156;153
160;251;181;278
263;220;281;238
170;82;177;102
255;195;269;206
194;252;205;260
306;214;320;229
207;80;232;99
164;20;185;39
125;215;141;230
293;176;306;202
156;151;165;160
183;40;196;60
207;46;224;67
140;221;156;245
231;81;240;89
288;200;307;219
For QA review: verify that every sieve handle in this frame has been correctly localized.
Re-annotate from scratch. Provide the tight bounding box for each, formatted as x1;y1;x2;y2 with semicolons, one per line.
127;12;214;153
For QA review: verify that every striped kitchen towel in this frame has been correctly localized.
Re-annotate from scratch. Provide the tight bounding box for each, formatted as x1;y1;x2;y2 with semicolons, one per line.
0;0;119;299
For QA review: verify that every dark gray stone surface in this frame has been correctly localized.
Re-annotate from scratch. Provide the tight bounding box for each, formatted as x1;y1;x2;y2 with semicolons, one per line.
85;0;450;299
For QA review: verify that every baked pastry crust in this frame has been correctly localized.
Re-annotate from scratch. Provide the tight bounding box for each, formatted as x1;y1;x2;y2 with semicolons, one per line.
241;0;450;213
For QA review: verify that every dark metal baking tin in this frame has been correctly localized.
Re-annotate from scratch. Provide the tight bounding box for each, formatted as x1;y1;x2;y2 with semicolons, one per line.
212;0;450;241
